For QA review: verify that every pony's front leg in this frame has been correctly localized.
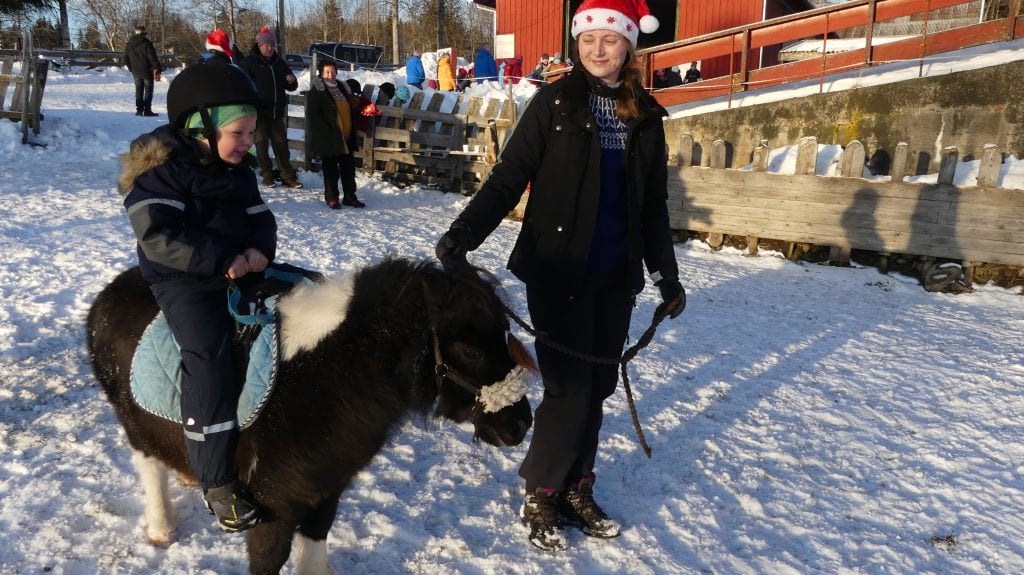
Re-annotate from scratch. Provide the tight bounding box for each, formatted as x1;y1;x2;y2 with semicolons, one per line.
293;499;340;574
247;518;297;575
293;535;337;575
132;450;175;546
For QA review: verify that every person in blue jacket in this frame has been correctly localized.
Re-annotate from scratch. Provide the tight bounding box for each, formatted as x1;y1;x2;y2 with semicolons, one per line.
405;49;425;89
118;62;276;534
474;42;498;84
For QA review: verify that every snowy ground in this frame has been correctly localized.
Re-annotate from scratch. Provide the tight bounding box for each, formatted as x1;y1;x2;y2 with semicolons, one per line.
0;64;1022;574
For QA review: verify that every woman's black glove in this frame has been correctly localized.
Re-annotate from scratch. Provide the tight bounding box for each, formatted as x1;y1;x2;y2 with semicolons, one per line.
656;278;686;319
435;222;473;272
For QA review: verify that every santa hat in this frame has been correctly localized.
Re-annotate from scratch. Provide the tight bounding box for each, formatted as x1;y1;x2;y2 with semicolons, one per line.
571;0;659;47
206;29;233;59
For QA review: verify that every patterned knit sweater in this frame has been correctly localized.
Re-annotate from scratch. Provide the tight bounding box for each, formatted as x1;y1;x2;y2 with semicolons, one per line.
586;90;629;271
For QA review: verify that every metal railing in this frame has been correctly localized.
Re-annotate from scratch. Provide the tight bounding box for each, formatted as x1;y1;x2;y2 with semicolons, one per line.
639;0;1024;108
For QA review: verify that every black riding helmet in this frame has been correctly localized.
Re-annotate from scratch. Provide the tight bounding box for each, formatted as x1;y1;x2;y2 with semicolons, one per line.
166;63;258;150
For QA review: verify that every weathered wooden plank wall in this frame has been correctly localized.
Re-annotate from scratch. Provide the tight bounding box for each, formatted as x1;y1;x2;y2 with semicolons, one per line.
670;135;1024;267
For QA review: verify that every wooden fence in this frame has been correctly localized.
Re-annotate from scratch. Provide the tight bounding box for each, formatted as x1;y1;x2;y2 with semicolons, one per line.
285;84;516;194
670;134;1024;274
0;48;178;70
0;57;49;138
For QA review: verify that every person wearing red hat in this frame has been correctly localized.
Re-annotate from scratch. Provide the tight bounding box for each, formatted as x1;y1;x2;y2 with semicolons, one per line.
198;29;237;65
435;0;684;553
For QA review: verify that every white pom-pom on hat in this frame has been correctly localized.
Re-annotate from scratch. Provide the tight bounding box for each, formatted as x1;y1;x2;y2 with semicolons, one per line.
639;13;659;34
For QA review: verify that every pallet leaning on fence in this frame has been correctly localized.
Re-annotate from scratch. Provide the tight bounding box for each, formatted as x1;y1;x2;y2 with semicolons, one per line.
368;94;468;193
0;57;49;134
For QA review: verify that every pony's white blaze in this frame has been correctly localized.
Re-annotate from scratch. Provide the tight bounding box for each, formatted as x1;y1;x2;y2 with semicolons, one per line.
478;365;532;413
132;449;175;546
277;275;356;361
293;534;336;574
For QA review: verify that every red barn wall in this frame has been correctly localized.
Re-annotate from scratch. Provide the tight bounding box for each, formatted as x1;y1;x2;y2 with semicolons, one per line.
495;0;565;79
676;1;763;78
491;1;811;80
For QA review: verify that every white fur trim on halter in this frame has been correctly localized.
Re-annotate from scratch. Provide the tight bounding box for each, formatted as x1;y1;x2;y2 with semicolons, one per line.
478;366;531;413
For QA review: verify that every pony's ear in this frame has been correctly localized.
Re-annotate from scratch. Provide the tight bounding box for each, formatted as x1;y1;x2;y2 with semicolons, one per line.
508;332;538;373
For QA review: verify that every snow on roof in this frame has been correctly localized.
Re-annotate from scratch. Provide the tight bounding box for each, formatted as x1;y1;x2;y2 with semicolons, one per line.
781;36;915;54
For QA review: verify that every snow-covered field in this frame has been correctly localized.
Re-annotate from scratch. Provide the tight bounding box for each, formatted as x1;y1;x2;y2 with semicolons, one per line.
0;62;1022;574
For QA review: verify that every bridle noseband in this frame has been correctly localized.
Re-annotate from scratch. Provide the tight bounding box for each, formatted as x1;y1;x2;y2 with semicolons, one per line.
429;324;486;398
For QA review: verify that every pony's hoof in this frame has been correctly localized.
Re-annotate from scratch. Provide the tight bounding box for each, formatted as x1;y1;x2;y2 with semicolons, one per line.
146;529;176;548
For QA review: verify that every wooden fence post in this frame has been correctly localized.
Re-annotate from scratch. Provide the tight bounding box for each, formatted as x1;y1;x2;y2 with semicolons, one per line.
677;133;693;167
839;140;865;178
796;136;818;175
977;143;1001;187
891;142;909;182
744;139;770;256
938;146;959;185
710;139;728;169
704;139;728;249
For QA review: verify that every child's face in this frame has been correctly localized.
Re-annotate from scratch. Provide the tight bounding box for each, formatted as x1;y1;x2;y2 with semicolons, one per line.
215;115;257;165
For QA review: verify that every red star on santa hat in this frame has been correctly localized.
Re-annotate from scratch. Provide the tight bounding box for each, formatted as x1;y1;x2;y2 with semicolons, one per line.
586;15;593;23
607;16;616;24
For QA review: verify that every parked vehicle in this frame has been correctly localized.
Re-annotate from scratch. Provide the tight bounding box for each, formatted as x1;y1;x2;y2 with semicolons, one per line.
308;42;384;69
284;53;311;70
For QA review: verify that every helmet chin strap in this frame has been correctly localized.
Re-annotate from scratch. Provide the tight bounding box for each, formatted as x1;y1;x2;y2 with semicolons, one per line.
198;107;221;162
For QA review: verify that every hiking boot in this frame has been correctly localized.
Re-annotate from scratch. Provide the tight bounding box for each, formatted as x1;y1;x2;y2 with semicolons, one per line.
558;473;620;538
204;480;261;533
341;196;366;208
520;488;568;552
261;175;277;187
142;110;159;117
281;178;303;189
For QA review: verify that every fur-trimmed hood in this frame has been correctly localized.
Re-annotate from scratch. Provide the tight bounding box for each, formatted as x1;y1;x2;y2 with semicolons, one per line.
118;126;191;196
118;126;257;196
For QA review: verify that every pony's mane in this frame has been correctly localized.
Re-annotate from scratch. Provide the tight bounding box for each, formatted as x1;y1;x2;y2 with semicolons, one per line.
276;257;510;362
276;271;357;361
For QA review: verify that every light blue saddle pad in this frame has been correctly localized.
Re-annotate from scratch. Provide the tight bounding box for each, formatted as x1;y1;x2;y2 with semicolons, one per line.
129;299;280;430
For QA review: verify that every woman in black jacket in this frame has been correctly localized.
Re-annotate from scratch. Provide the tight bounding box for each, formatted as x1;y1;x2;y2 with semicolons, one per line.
436;0;684;553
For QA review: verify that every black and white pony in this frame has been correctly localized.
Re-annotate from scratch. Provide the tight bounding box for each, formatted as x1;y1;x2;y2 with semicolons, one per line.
86;257;536;574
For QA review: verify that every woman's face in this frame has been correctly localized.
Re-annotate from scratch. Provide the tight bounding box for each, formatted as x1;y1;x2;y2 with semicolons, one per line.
215;115;257;165
577;30;630;84
321;64;337;81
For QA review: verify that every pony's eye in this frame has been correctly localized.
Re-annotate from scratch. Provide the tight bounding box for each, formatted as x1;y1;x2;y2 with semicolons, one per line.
452;342;484;363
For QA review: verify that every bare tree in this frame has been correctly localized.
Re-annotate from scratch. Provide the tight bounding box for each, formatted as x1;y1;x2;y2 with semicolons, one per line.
69;0;143;50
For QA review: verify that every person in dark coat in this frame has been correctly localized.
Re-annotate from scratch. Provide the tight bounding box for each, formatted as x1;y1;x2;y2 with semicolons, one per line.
474;43;498;84
241;26;301;189
306;59;366;209
683;61;702;83
118;63;276;533
123;24;163;116
435;0;683;554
